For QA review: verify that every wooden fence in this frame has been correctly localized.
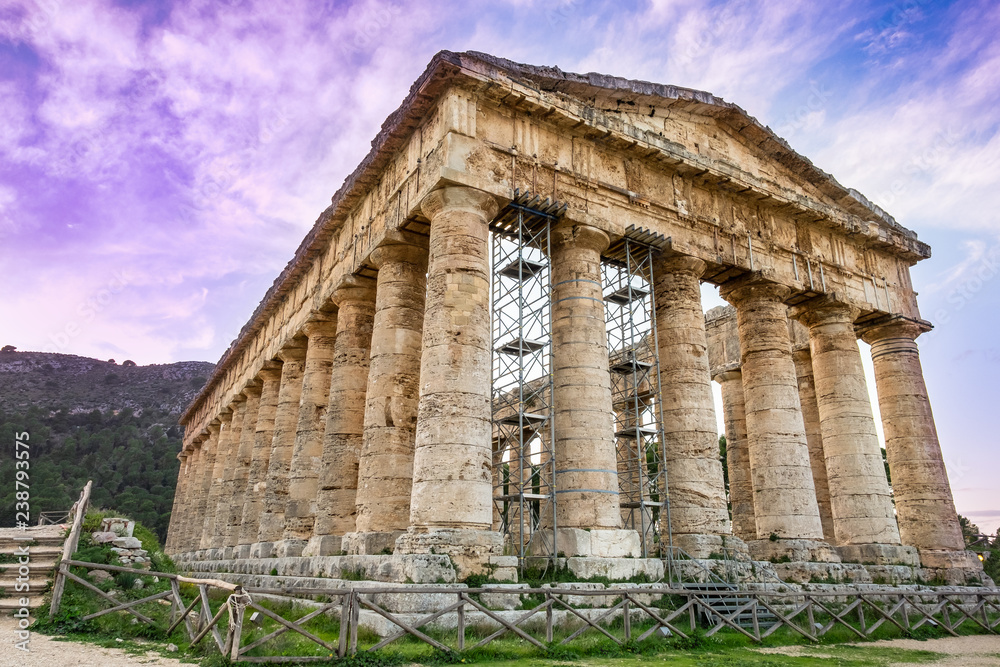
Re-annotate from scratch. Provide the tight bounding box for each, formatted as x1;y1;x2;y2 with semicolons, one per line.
49;558;1000;663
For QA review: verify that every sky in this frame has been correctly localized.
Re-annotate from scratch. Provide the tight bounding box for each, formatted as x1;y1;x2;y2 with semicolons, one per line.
0;0;997;533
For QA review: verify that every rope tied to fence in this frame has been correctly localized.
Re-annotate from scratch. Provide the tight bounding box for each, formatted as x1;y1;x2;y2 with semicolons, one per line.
227;585;253;624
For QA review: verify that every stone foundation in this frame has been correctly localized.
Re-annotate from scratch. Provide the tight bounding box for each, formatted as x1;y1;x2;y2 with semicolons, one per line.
747;538;841;564
528;528;641;558
395;528;506;578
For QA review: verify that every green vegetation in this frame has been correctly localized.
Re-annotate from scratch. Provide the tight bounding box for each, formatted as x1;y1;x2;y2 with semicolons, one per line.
0;407;183;540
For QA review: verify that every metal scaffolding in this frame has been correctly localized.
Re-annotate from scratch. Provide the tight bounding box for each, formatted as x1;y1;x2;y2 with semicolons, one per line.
490;190;565;569
602;230;671;558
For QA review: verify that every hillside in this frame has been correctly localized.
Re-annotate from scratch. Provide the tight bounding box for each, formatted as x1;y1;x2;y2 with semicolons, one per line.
0;349;214;540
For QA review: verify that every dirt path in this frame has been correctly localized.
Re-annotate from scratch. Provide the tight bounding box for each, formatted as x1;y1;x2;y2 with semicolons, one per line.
0;615;190;667
759;634;1000;666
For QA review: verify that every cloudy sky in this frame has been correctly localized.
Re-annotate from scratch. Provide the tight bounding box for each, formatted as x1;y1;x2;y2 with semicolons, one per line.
1;0;997;532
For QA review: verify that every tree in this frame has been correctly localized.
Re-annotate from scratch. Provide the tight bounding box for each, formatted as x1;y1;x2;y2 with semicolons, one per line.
1;345;16;353
122;360;137;367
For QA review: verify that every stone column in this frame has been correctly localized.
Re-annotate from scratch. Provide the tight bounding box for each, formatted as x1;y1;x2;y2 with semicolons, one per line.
305;278;376;556
279;315;338;557
236;364;282;557
224;382;261;551
653;255;738;558
213;397;246;557
196;422;221;553
720;275;835;562
255;344;307;557
714;368;755;543
166;451;189;554
545;220;640;559
394;186;504;575
861;318;976;572
341;244;427;555
201;411;234;552
790;346;836;543
180;441;203;554
794;301;909;564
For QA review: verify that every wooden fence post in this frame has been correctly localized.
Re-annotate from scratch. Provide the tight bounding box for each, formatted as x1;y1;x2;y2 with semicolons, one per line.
49;480;92;619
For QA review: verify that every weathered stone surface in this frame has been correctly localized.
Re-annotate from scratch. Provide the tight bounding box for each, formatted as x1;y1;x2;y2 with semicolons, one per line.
92;531;118;544
283;315;338;549
794;299;900;550
714;367;755;542
354;243;427;545
860;319;967;564
653;255;731;553
100;518;135;538
479;583;529;610
112;537;142;549
720;275;825;543
238;365;282;547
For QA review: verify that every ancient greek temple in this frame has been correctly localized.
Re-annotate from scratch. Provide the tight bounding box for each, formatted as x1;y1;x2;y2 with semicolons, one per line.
165;51;986;586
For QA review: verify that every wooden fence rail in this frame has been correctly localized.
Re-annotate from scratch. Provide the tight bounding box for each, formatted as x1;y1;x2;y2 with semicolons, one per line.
49;559;1000;662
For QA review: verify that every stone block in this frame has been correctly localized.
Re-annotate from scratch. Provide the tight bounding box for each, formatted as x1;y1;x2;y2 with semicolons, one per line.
486;556;518;582
275;539;307;558
92;531;118;544
302;535;343;557
542;582;612;607
747;538;841;563
564;557;664;582
479;584;528;610
250;542;277;559
837;543;920;567
112;537;142;549
531;528;641;558
101;518;134;538
342;531;403;556
395;528;504;578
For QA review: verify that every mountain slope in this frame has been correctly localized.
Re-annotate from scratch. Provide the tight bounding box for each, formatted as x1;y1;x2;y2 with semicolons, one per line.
0;350;213;540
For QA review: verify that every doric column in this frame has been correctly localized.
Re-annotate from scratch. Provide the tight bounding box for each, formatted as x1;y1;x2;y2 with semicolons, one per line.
342;243;427;555
166;450;189;554
280;315;338;557
213;397;247;556
720;275;834;561
224;382;261;550
201;411;233;551
236;364;282;556
395;186;504;575
306;277;376;556
714;369;755;542
790;346;836;543
794;301;907;564
543;220;639;558
860;318;975;571
180;440;203;553
653;255;736;557
255;344;307;556
196;422;221;553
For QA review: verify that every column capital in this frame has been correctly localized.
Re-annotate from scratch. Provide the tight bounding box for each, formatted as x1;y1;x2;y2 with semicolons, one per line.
368;242;428;269
241;378;263;398
654;253;707;278
420;186;499;222
788;295;861;329
256;361;283;383
302;314;337;339
858;315;932;345
712;366;742;383
276;342;307;363
719;271;791;306
229;394;247;408
331;274;376;306
551;221;610;254
207;421;221;434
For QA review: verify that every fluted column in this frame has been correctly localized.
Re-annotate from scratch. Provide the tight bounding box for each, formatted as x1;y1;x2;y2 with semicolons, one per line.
714;369;755;542
654;255;735;557
542;220;639;558
280;315;338;557
306;277;376;556
224;382;261;550
237;364;282;556
794;301;906;565
195;423;220;553
213;398;247;556
342;244;427;555
394;186;503;575
861;318;975;571
790;346;836;543
721;275;833;561
255;344;307;556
